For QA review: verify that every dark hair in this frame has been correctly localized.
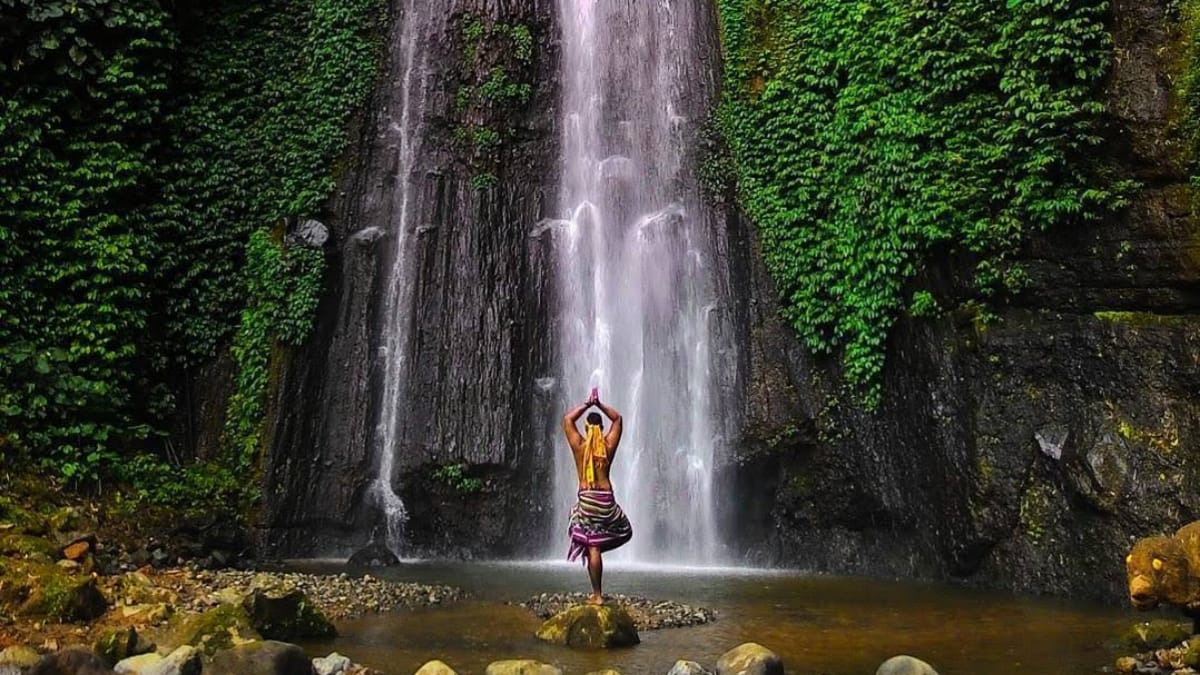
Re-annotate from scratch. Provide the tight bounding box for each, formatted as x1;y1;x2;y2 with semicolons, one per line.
586;412;603;426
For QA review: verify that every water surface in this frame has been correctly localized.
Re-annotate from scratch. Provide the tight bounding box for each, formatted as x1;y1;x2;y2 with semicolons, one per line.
297;561;1145;675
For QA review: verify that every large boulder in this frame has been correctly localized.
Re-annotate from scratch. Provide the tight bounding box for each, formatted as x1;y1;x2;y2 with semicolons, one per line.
346;543;399;568
715;643;783;675
535;605;639;648
484;661;561;675
666;662;711;675
413;661;457;675
875;656;939;675
17;570;107;622
93;627;155;667
206;641;314;675
242;577;336;640
169;604;261;656
28;648;113;675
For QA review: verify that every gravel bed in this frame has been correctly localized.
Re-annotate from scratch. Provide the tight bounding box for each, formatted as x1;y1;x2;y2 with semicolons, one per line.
515;592;716;630
143;569;464;621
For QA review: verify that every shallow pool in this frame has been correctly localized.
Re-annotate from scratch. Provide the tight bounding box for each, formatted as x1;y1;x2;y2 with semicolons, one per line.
294;561;1147;675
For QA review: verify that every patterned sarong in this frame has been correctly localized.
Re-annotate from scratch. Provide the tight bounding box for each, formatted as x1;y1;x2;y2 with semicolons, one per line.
567;488;633;564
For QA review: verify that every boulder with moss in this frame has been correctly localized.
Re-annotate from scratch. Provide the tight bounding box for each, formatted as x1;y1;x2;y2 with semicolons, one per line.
535;604;639;648
1120;620;1193;651
168;603;261;656
0;560;107;622
241;576;336;640
206;641;314;675
93;627;155;667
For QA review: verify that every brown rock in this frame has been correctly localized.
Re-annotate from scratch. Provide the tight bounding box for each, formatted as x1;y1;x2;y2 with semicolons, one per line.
62;541;91;562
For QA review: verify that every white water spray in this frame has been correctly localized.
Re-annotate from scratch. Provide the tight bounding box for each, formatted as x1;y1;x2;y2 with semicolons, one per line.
549;0;736;564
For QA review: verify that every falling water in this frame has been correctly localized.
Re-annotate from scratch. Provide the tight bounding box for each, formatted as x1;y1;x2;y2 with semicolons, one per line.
549;0;737;563
369;1;444;556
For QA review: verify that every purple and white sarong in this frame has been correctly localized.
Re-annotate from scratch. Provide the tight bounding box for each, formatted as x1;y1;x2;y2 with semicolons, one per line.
567;488;633;564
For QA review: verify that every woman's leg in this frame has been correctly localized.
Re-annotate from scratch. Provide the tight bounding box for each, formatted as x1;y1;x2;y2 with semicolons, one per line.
586;546;603;604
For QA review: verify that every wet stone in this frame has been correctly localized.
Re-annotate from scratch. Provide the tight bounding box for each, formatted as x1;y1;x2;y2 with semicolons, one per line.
517;593;716;630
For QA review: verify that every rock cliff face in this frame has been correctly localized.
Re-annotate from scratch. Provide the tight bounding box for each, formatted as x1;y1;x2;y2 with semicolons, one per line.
731;0;1200;602
258;0;561;557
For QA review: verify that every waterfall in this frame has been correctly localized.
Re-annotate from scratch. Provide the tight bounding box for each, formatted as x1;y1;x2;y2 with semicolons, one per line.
549;0;738;564
370;0;444;556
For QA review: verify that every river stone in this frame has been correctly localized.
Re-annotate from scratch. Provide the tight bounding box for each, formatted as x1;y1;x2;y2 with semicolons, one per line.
716;643;783;675
138;647;200;675
875;655;939;675
583;670;621;675
535;605;639;648
114;653;162;675
313;653;352;675
346;542;400;567
28;648;113;675
484;661;562;675
206;641;312;675
413;661;457;675
667;661;712;675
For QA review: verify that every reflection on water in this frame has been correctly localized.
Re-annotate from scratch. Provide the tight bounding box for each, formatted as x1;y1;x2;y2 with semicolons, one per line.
295;561;1143;675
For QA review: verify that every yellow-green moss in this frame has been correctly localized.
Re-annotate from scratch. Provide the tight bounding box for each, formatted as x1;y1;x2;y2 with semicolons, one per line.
1093;311;1198;328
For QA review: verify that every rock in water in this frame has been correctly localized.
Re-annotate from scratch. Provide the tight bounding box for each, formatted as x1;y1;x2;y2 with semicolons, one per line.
716;643;783;675
207;641;312;675
1119;620;1193;651
583;671;621;675
535;605;640;648
484;661;561;675
347;542;400;567
667;662;712;675
29;648;113;675
876;655;939;675
313;653;352;675
414;661;458;675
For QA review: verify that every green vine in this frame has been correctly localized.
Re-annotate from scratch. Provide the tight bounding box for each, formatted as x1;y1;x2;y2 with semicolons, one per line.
452;14;535;189
0;0;384;485
715;0;1131;405
431;463;484;494
223;230;325;470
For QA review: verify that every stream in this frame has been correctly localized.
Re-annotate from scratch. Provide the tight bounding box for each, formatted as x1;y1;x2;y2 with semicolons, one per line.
296;561;1142;675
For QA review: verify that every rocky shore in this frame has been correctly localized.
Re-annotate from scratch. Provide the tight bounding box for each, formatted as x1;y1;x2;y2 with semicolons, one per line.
515;593;716;630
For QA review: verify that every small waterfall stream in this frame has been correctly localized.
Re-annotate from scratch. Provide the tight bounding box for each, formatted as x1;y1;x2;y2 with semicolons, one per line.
548;0;737;564
370;0;444;555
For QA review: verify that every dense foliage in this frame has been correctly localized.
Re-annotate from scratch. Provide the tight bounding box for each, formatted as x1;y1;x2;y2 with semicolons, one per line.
715;0;1129;403
0;0;384;486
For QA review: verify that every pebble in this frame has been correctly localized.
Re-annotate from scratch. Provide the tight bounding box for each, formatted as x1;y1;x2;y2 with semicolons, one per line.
515;593;716;630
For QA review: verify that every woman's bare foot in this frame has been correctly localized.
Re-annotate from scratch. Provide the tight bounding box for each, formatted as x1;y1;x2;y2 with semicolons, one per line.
587;593;604;606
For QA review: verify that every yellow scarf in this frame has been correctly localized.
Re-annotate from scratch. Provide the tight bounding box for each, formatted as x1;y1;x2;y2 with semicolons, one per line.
582;422;608;485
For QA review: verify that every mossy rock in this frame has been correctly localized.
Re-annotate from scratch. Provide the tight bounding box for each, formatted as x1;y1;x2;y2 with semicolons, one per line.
93;626;155;666
485;660;563;675
535;604;639;649
1120;620;1193;651
0;496;49;535
1;560;107;622
1184;640;1200;669
241;582;336;640
0;533;58;559
206;640;312;675
171;603;262;655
